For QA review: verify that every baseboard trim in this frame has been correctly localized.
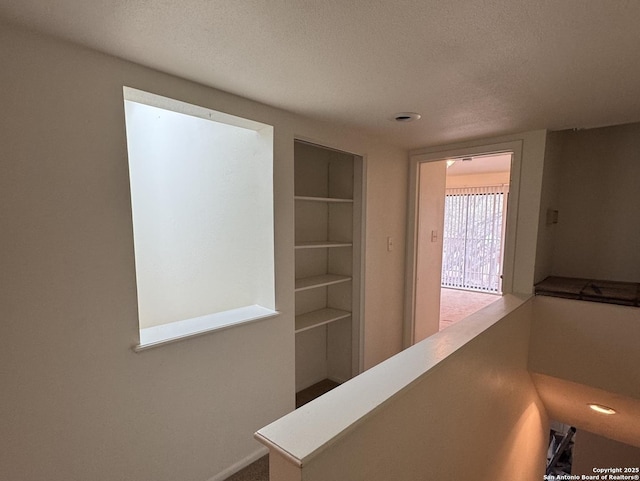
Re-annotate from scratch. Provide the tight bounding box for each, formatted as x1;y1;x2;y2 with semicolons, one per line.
328;375;347;385
206;446;269;481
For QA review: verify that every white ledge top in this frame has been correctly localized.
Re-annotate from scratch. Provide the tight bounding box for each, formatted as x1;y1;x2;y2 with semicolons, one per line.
254;294;530;467
135;304;278;351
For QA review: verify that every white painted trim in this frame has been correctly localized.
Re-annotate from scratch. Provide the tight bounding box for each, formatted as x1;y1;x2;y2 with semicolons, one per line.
256;294;531;467
253;433;302;468
355;154;367;375
123;86;271;132
404;140;523;348
206;446;269;481
134;305;279;352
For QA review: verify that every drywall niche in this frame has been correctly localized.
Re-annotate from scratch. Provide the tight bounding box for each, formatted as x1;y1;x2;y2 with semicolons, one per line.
123;87;276;350
293;140;365;394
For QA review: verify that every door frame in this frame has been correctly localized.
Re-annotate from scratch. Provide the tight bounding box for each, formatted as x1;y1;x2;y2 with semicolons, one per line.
403;140;523;347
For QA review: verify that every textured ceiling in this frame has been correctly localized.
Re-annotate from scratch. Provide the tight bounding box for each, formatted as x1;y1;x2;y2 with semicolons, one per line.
2;1;640;148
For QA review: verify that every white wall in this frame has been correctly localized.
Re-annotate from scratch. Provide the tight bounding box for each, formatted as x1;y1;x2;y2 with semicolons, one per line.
445;170;510;188
572;430;640;475
259;296;548;481
362;144;409;368
125;100;274;328
0;23;408;481
550;123;640;282
530;297;640;448
530;296;640;401
534;131;563;283
414;160;446;341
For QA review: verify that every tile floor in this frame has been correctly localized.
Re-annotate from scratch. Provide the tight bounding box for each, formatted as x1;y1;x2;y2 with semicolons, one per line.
439;287;500;330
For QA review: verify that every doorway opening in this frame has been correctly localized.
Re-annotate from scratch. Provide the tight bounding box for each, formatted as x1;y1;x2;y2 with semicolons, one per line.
439;153;511;330
405;141;521;346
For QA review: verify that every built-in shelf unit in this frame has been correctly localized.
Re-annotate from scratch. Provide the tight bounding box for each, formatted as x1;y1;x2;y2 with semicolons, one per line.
294;140;364;395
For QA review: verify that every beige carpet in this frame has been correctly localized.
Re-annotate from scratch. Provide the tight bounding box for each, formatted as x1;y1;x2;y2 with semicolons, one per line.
225;456;268;481
296;379;340;408
225;380;340;480
439;288;500;330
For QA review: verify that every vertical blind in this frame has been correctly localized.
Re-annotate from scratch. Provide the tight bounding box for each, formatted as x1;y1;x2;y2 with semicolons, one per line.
441;185;508;293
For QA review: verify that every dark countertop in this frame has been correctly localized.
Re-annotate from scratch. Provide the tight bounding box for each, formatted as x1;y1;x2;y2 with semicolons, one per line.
535;276;640;307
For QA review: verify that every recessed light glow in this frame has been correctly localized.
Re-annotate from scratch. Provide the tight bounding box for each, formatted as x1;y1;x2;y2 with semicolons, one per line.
588;403;617;415
446;160;456;168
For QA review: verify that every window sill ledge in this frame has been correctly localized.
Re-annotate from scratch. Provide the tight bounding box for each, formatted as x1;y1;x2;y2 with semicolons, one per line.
134;305;279;352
